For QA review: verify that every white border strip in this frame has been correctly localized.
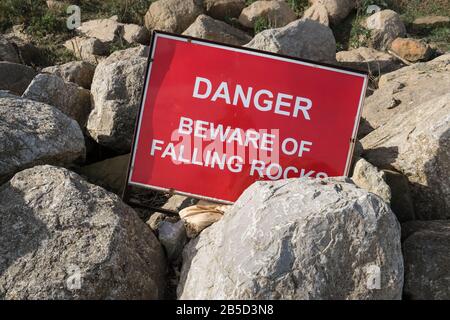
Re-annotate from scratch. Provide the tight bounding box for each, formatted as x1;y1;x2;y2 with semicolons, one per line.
128;32;368;204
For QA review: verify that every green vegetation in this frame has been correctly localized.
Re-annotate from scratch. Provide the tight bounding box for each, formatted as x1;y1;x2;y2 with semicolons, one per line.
389;0;450;52
253;16;271;34
286;0;309;16
76;0;153;25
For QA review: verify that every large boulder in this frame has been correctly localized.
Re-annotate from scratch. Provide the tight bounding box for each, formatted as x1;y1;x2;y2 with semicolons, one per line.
238;0;297;29
178;178;404;299
77;17;123;43
0;96;85;184
203;0;246;20
22;74;91;128
0;62;37;95
336;47;403;75
144;0;204;33
87;47;148;153
361;93;450;220
183;14;252;46
365;10;406;51
361;54;450;133
0;165;166;299
245;18;336;63
42;61;96;89
402;220;450;300
0;35;20;63
309;0;355;24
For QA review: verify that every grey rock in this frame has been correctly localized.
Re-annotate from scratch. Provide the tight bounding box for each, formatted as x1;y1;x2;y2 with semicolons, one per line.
0;62;37;95
361;93;450;220
183;14;252;46
42;61;96;89
178;177;404;299
0;96;85;184
23;74;91;128
158;220;187;261
0;165;166;299
0;90;17;98
365;10;406;51
361;54;450;135
351;158;391;204
244;18;336;63
144;0;204;33
77;17;123;43
87;47;148;152
402;220;450;300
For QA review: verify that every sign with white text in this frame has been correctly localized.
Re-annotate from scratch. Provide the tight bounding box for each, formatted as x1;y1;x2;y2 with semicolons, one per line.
127;32;368;204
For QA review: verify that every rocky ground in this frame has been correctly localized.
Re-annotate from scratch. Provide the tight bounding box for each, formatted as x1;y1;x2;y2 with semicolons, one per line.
0;0;449;300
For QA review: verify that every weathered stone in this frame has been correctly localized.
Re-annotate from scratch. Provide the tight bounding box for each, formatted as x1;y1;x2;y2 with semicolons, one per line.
162;195;198;212
0;96;85;184
336;47;403;74
0;35;20;63
382;170;415;222
87;47;148;152
352;158;391;204
23;74;91;128
309;0;355;24
77;154;130;194
245;18;336;63
390;38;433;62
64;37;109;64
158;220;187;261
361;54;450;134
183;14;252;46
402;220;450;300
0;165;166;299
361;93;450;220
303;3;329;26
178;178;404;299
144;0;204;33
122;24;150;45
42;61;95;89
179;205;227;238
203;0;246;20
77;17;123;43
239;0;297;29
365;10;406;50
0;62;37;95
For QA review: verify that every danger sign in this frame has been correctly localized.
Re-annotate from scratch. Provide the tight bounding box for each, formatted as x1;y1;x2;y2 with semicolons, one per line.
127;31;368;204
